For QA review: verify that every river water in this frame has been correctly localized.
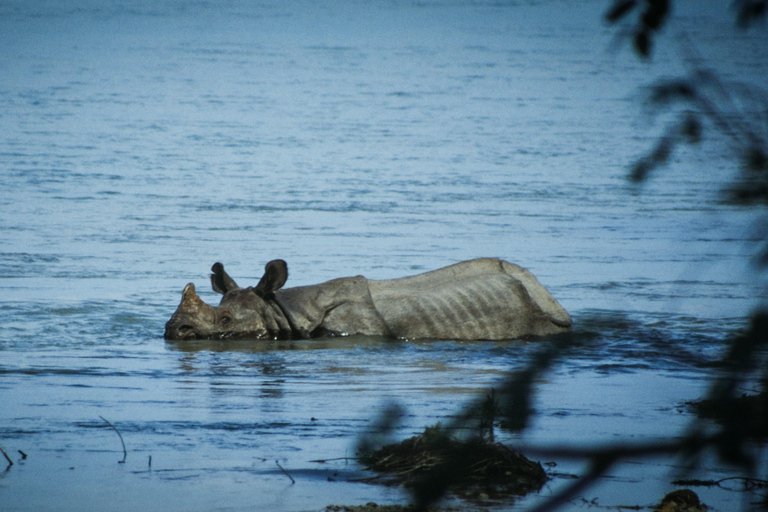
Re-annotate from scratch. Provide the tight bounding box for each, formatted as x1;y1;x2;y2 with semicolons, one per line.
1;1;767;511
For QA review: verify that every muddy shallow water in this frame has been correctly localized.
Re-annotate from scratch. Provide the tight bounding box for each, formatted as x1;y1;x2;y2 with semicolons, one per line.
1;0;768;511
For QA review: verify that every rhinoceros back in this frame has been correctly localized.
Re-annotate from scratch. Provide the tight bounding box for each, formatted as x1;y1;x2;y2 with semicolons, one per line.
367;258;571;340
274;276;391;337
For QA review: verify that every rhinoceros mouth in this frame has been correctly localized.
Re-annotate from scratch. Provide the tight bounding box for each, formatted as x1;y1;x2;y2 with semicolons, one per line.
164;324;199;341
181;330;198;340
164;320;274;341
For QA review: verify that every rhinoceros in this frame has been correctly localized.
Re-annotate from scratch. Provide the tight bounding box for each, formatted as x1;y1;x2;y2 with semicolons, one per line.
164;258;571;341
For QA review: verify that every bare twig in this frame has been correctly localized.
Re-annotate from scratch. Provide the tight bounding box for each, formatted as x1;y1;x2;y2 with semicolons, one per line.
514;435;727;512
309;457;357;463
348;475;384;483
0;444;13;467
674;476;768;491
275;460;295;484
99;416;127;464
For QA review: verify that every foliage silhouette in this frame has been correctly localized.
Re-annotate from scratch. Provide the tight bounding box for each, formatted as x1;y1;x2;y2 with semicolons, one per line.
356;3;768;511
627;47;768;205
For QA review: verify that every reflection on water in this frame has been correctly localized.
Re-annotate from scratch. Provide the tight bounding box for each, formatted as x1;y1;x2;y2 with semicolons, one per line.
167;335;398;355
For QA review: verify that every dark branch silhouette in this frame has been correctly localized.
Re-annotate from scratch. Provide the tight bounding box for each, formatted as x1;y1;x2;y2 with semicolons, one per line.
355;4;768;511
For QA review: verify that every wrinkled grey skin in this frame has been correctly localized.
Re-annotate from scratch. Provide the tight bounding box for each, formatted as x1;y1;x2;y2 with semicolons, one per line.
164;258;572;341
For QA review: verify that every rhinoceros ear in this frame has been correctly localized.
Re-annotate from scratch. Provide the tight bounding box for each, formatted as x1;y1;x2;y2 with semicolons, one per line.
210;262;240;294
254;259;288;298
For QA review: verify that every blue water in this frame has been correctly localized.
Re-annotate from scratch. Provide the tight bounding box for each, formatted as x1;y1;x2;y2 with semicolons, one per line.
1;1;767;511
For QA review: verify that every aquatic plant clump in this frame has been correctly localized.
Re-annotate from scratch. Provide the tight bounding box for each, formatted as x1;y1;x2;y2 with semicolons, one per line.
359;426;548;499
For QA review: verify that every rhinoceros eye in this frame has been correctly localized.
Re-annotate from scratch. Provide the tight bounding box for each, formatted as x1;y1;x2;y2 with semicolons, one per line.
220;315;231;325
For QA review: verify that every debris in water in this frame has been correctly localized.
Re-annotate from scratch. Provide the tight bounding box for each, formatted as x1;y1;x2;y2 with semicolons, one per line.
359;424;547;500
0;444;13;467
653;489;707;512
276;460;296;484
99;415;127;464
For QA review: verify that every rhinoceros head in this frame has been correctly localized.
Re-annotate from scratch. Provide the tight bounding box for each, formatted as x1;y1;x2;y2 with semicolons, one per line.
164;260;288;340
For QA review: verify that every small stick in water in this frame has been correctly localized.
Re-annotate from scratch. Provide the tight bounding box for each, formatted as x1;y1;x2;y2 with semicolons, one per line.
0;445;12;467
99;416;127;464
275;460;295;484
18;450;28;460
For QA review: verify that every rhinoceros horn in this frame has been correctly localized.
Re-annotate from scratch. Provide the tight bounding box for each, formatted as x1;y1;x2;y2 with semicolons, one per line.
179;283;210;311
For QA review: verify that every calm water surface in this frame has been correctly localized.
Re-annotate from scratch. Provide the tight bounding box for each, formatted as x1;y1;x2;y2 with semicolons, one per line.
1;1;767;511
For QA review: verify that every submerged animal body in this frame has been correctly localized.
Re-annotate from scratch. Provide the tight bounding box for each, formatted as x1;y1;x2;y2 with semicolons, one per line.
164;258;571;341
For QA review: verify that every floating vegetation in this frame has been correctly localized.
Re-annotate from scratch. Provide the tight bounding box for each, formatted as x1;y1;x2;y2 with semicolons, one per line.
359;424;547;501
653;489;708;512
